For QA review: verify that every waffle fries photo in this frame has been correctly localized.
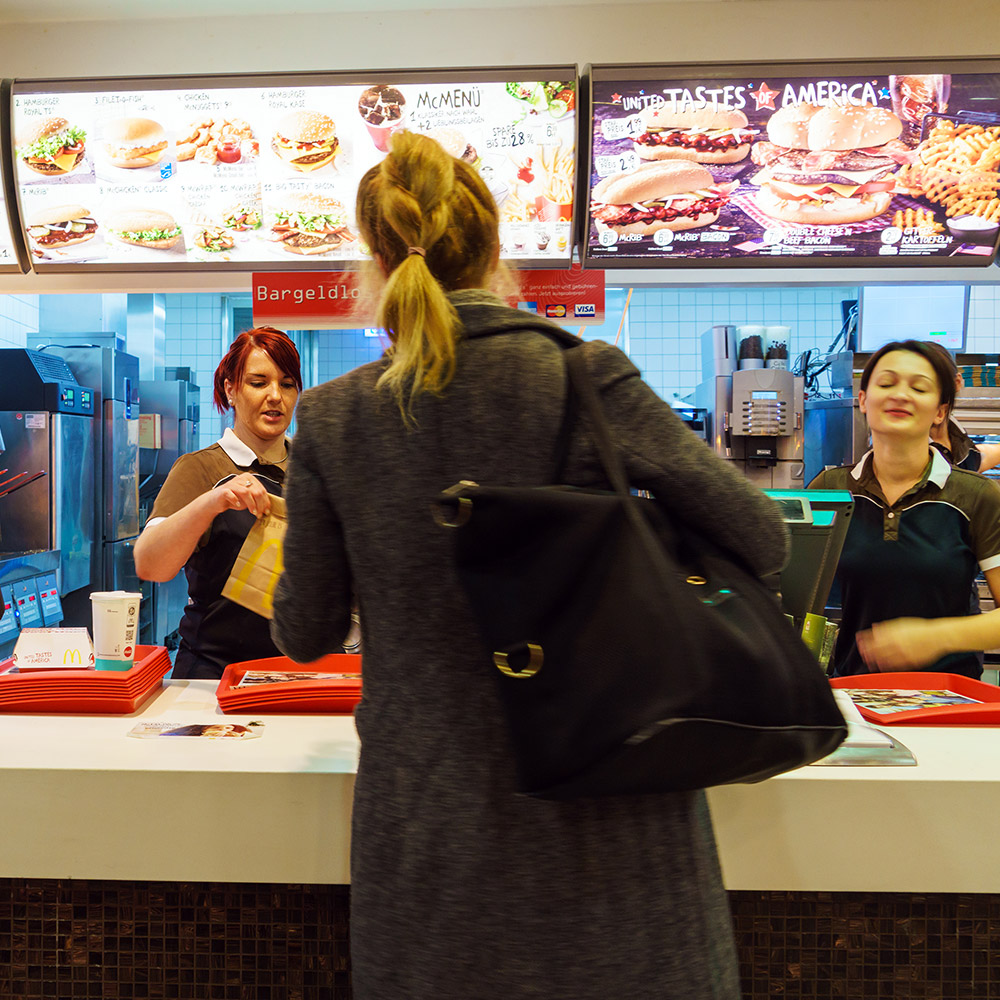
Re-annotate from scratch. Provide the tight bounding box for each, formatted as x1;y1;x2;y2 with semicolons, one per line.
897;121;1000;224
891;207;944;234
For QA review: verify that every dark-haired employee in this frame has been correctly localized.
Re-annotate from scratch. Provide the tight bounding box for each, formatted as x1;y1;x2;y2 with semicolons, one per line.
809;339;1000;680
134;326;301;679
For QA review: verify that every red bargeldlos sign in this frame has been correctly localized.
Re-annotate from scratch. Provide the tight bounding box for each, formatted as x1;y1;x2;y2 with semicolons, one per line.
253;272;370;330
253;266;605;330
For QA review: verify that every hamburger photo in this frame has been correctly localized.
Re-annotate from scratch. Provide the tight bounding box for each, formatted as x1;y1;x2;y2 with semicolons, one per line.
269;192;353;255
106;207;182;250
750;102;905;226
426;126;480;167
103;117;169;169
17;117;87;176
590;160;736;236
25;204;98;252
271;110;339;172
634;104;754;164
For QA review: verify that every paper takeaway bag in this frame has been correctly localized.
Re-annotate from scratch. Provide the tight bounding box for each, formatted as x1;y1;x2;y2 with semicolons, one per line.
222;495;287;619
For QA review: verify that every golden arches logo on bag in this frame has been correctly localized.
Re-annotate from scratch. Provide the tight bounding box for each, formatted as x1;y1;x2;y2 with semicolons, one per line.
63;648;83;665
227;537;285;614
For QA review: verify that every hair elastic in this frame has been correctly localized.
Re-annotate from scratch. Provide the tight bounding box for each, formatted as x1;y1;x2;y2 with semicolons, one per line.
406;246;426;257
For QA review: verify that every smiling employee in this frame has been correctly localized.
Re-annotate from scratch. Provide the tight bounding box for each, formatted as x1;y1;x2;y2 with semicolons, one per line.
809;339;1000;679
134;327;302;679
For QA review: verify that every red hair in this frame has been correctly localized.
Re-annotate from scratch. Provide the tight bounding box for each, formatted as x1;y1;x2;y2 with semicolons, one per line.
213;326;303;414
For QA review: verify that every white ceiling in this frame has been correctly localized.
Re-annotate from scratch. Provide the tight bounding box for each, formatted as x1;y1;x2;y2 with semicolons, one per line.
0;0;698;22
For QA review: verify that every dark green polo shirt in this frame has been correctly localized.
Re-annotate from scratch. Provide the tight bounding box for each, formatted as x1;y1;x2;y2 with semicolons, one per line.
810;448;1000;679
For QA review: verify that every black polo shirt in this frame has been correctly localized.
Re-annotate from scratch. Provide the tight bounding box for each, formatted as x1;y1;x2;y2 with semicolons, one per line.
810;448;1000;679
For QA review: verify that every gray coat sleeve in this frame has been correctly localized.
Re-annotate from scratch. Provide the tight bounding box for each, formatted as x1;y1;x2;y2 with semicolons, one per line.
270;391;354;663
580;340;790;579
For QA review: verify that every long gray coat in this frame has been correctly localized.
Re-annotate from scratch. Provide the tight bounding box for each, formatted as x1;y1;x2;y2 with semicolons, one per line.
272;291;789;1000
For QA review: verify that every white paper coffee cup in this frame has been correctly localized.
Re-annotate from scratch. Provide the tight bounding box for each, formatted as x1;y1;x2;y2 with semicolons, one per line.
91;591;142;671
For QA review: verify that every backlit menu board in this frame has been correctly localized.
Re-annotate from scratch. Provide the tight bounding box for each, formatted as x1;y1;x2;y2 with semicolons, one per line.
11;68;578;271
0;81;29;272
584;60;1000;268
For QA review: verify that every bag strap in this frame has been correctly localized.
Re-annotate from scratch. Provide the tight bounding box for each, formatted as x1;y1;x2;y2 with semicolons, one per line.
563;348;636;500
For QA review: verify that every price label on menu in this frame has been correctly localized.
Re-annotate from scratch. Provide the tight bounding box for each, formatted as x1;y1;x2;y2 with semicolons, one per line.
595;152;639;177
600;115;643;142
527;120;564;147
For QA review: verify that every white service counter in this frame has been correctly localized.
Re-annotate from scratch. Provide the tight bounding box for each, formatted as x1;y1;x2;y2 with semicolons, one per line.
1;678;997;893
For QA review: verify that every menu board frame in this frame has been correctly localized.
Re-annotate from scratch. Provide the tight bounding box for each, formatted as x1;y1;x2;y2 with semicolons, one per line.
582;58;1000;269
11;65;579;274
0;81;30;273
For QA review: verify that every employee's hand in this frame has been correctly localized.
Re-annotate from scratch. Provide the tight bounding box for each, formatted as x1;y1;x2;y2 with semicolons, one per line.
856;618;945;672
213;475;270;518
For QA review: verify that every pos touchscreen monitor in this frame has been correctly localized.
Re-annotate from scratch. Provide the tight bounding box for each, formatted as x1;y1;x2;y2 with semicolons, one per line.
583;58;1000;268
858;284;969;352
11;67;578;272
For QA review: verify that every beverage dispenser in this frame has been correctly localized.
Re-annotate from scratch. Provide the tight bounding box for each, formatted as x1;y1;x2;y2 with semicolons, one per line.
691;325;806;489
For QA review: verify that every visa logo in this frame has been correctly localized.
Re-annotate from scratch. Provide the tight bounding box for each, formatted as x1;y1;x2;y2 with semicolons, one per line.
545;304;567;318
574;304;596;317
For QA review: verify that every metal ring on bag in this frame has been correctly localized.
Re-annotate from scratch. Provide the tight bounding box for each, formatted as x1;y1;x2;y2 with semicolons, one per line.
686;575;707;586
433;496;472;528
494;643;543;679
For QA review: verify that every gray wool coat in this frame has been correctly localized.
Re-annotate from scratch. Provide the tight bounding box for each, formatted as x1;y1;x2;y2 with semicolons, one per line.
271;290;789;1000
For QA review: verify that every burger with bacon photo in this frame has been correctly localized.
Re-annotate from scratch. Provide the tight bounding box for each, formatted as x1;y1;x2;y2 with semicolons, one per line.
271;110;340;173
750;102;906;225
633;103;754;164
590;160;736;237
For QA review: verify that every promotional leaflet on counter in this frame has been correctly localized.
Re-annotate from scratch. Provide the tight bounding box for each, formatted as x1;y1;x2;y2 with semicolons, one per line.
586;66;1000;265
12;74;577;269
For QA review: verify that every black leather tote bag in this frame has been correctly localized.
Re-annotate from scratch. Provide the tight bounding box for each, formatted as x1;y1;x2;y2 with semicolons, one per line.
436;347;846;799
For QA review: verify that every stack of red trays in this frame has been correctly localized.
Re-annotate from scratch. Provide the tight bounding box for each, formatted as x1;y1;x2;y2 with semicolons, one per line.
0;645;172;714
216;654;362;714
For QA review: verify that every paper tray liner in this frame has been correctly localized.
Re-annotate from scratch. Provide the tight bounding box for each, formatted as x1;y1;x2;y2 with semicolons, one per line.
0;646;171;714
830;672;1000;725
217;654;361;715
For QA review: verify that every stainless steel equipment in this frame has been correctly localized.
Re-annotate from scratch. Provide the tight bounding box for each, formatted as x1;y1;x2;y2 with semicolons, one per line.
137;375;199;496
0;349;96;595
803;396;868;485
138;372;200;646
690;328;806;489
36;340;146;634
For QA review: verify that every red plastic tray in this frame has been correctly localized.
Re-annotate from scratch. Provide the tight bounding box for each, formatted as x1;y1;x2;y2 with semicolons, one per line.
830;672;1000;725
216;654;362;714
0;645;171;714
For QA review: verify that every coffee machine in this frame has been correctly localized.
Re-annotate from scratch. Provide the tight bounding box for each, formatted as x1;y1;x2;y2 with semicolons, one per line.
689;325;805;489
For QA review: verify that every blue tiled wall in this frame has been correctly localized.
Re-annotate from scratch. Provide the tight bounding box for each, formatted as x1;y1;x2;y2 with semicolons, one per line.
0;294;38;349
163;294;227;449
11;284;999;452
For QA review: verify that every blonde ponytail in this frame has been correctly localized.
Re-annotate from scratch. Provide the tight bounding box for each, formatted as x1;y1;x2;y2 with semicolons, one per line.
356;130;500;422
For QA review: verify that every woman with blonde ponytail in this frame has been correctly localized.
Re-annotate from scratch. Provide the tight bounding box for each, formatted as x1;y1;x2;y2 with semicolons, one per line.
273;132;787;1000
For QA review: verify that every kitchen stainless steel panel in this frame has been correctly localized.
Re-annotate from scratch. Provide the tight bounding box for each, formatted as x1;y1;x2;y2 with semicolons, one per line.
52;412;95;593
0;411;51;554
106;399;140;541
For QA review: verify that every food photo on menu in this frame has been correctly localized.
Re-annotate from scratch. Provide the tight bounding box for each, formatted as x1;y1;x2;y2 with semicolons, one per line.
586;66;1000;264
11;71;577;268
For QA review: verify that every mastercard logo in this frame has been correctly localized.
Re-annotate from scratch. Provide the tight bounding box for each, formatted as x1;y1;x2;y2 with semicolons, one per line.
545;304;567;318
